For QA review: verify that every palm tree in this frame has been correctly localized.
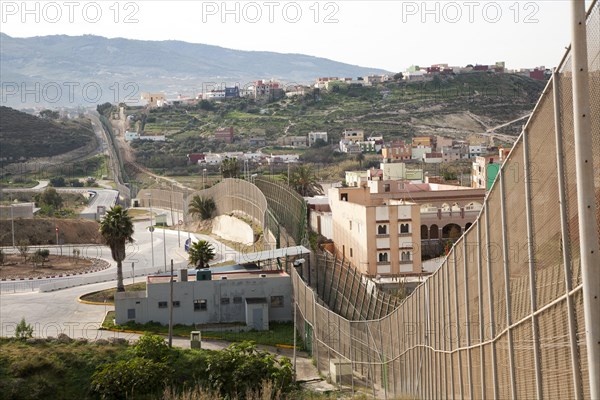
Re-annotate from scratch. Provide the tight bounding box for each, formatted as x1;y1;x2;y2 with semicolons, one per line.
355;152;365;168
188;195;216;220
188;240;216;269
289;165;324;197
99;205;134;292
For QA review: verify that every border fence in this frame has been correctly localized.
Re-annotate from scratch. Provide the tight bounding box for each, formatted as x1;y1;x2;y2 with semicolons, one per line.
293;2;600;398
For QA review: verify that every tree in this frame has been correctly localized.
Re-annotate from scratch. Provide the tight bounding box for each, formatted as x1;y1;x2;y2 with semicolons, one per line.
220;158;240;178
17;239;29;261
49;176;66;187
30;252;43;269
34;249;50;267
15;318;34;339
355;152;365;168
99;205;134;292
188;195;216;220
39;109;59;119
288;165;324;197
188;240;215;269
36;187;63;209
393;72;404;81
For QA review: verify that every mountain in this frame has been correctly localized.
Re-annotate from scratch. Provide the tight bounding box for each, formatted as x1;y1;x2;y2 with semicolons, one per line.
0;33;390;106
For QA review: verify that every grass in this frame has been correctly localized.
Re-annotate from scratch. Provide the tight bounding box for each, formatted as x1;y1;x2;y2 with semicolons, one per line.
101;311;297;347
0;337;127;399
80;282;147;304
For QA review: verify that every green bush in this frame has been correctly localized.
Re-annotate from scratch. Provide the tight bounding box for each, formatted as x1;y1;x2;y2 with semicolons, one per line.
91;357;172;399
15;318;33;340
130;333;170;362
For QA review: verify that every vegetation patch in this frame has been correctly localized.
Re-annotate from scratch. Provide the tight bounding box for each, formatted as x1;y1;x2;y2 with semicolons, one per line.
0;333;298;399
102;311;297;347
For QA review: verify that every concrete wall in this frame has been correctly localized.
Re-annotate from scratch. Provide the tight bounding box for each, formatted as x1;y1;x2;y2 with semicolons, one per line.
0;203;34;219
115;274;292;326
212;215;254;244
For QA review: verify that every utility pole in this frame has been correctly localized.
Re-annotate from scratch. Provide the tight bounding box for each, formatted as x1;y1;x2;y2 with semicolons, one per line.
571;0;600;397
163;223;167;269
10;203;15;248
147;193;155;269
168;259;174;348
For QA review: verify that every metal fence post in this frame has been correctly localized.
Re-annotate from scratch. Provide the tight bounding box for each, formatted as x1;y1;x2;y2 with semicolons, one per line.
463;239;474;399
522;126;543;399
452;250;464;399
484;203;499;399
444;258;455;398
477;221;486;400
499;167;518;399
552;69;583;400
571;1;600;397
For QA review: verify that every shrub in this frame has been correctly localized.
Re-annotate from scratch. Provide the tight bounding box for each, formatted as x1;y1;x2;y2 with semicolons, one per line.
91;357;172;399
131;333;171;362
15;318;34;340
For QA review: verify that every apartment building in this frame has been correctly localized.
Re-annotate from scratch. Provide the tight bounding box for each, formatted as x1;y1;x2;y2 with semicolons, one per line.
330;187;422;276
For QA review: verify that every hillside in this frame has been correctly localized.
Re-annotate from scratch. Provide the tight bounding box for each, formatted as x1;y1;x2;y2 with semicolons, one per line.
0;107;95;165
0;33;389;106
123;72;546;171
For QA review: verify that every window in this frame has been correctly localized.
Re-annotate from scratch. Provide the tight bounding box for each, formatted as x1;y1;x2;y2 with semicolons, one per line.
271;296;284;308
233;296;243;304
400;223;410;234
350;248;353;257
127;309;136;319
340;193;348;201
378;252;389;262
349;221;352;230
173;301;180;308
221;297;230;305
194;299;207;311
401;251;412;261
378;225;387;235
158;301;168;309
384;184;391;192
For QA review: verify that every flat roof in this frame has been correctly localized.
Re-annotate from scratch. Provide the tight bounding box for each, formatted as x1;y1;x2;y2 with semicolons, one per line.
147;270;288;284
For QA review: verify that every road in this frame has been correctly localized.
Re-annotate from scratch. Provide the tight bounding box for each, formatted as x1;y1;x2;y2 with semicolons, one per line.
1;185;119;219
468;112;531;144
80;189;119;216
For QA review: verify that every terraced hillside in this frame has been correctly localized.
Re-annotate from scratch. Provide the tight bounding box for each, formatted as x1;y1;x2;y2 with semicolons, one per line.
125;72;546;171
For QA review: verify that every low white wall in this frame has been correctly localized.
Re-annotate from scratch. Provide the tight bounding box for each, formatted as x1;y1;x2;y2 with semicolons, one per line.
212;215;254;244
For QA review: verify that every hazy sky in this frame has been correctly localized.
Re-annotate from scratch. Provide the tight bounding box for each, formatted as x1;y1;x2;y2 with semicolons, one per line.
0;0;592;71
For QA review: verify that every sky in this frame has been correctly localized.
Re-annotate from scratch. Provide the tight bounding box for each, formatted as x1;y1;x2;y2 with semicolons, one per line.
0;0;593;72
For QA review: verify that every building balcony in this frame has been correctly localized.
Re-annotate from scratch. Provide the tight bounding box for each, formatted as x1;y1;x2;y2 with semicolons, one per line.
376;234;389;238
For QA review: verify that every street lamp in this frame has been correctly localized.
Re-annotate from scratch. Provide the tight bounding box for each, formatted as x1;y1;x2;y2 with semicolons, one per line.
10;203;16;248
146;193;155;269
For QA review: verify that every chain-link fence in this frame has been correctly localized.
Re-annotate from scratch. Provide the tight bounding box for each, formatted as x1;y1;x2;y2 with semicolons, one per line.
293;2;599;398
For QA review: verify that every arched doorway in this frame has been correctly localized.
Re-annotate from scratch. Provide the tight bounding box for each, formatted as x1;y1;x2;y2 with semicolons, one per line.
430;224;439;239
442;223;462;239
421;225;429;239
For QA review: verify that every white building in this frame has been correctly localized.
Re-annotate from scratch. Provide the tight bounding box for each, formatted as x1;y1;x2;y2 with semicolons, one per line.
125;131;139;141
411;146;432;160
115;270;292;329
308;131;328;146
468;145;486;158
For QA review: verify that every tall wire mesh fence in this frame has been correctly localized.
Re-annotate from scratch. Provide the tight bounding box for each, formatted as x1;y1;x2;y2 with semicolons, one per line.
253;177;308;247
293;2;599;398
